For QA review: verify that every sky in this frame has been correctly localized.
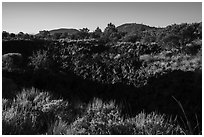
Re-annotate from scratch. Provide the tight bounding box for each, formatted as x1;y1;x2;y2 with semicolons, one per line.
2;2;202;34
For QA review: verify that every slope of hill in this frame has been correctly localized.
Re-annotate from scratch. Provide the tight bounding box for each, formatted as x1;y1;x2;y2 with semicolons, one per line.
117;23;158;34
49;28;79;35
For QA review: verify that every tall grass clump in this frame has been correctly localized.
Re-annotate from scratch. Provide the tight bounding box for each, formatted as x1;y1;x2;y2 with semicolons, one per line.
67;98;185;135
46;119;69;135
3;94;187;135
68;98;124;135
172;96;202;135
2;87;71;135
124;112;185;135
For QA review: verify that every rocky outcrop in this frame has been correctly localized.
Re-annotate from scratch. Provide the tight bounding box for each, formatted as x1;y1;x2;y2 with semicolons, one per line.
2;53;23;71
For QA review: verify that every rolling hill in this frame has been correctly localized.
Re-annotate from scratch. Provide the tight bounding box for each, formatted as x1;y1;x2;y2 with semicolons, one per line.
117;23;158;34
49;28;79;35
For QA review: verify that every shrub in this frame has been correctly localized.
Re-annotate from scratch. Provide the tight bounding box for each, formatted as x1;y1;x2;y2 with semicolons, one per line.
2;98;11;110
122;34;141;43
124;112;185;135
68;98;123;135
68;98;185;135
2;88;71;135
29;50;51;71
3;93;187;135
2;53;23;72
184;39;202;55
46;119;69;135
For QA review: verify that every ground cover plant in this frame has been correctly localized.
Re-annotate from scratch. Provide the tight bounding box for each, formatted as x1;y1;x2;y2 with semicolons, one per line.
3;88;187;135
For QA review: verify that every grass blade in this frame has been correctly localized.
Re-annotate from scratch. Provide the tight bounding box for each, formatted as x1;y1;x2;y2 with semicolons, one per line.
172;96;193;134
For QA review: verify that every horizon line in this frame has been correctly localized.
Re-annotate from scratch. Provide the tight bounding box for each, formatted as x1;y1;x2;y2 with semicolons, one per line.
3;21;202;35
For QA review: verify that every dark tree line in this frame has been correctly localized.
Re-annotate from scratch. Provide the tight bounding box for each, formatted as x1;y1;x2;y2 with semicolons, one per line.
3;22;202;53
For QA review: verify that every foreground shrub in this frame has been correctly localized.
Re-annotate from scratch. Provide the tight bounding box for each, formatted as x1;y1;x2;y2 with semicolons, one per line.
46;119;69;135
2;98;12;110
2;88;71;135
68;98;185;135
124;112;185;135
68;98;123;135
3;94;188;135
